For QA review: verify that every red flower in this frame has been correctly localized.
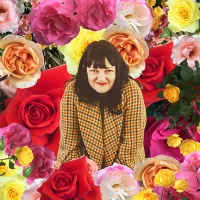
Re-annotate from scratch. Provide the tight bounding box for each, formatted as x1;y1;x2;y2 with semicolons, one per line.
38;156;101;200
0;65;72;156
136;42;175;107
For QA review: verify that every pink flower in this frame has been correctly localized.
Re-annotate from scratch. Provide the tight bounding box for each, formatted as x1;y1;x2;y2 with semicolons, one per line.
95;163;140;199
76;0;116;31
29;0;80;45
144;117;200;162
0;0;23;33
115;0;152;37
16;14;31;35
0;123;32;155
181;152;200;174
86;157;98;176
27;146;55;184
172;35;200;68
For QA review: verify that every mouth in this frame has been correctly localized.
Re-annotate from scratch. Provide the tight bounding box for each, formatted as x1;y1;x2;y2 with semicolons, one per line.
96;82;107;86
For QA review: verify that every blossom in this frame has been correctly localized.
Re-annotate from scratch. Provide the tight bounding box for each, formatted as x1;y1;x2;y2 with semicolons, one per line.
171;35;200;68
77;0;116;31
58;27;104;75
132;189;159;200
0;0;24;33
167;0;200;33
0;34;44;88
154;169;176;187
95;163;140;199
173;179;188;193
104;25;149;78
167;134;183;148
179;139;200;156
0;175;26;200
29;0;80;45
86;157;98;176
27;146;55;184
163;84;180;103
134;155;180;189
15;14;31;35
14;146;34;166
115;0;152;37
0;123;32;155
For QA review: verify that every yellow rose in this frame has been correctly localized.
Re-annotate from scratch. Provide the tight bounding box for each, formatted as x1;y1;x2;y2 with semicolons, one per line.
154;169;176;187
167;134;182;148
132;189;159;200
179;139;199;156
147;0;156;7
0;175;26;200
153;6;163;20
167;0;200;33
197;123;200;133
58;27;104;75
163;84;180;103
15;146;34;166
0;166;8;175
173;179;188;193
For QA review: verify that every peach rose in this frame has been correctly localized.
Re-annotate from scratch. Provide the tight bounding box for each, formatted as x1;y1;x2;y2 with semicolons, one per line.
133;155;180;189
0;34;44;88
104;25;149;78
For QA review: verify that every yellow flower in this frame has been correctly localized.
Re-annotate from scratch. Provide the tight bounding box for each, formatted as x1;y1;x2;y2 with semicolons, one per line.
0;166;8;175
152;19;160;30
197;123;200;133
147;0;156;7
15;146;34;166
179;139;199;156
167;0;200;33
0;175;26;200
167;134;182;148
163;84;180;103
153;6;163;20
132;189;159;200
173;179;188;193
23;34;32;41
154;169;176;187
58;27;104;75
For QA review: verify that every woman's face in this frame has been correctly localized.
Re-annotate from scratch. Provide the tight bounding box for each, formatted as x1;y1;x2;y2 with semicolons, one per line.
87;58;116;93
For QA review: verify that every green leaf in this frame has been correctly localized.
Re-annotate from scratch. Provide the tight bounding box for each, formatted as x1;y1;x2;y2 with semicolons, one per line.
11;155;18;161
172;66;182;79
180;65;194;82
9;160;15;169
0;161;6;166
182;197;188;200
160;28;172;38
0;48;4;56
180;104;193;115
192;114;200;126
167;105;180;116
155;115;164;121
192;75;200;86
162;73;176;85
184;116;190;122
195;60;200;75
0;137;5;151
156;83;164;89
157;91;164;98
186;122;193;127
23;166;34;178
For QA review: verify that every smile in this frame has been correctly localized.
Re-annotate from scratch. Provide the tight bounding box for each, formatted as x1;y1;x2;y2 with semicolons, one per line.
96;82;107;86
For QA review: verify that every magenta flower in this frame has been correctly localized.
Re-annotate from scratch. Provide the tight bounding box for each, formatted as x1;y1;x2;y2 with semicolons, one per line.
0;123;32;155
27;146;55;184
29;0;80;45
76;0;116;31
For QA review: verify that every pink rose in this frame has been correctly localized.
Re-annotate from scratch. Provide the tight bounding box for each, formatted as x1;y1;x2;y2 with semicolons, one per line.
76;0;116;31
0;0;22;33
0;123;32;155
144;117;200;162
29;0;80;45
86;157;98;176
172;35;200;68
27;146;55;184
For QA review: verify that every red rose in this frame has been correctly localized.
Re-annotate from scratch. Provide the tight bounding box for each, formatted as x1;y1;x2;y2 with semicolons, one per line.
0;65;72;155
136;42;175;107
38;156;101;200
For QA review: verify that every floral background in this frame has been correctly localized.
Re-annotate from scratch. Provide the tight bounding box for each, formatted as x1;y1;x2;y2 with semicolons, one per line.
0;0;200;199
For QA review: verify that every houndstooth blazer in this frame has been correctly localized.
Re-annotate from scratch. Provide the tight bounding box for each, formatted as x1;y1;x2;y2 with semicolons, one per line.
57;78;147;169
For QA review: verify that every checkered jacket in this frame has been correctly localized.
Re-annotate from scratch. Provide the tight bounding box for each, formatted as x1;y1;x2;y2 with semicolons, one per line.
57;78;147;169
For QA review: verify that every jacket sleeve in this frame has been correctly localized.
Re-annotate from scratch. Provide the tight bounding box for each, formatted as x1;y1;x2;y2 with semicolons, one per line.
57;81;81;163
117;80;146;169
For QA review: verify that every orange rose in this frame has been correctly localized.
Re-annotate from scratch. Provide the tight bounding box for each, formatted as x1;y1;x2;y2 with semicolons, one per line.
134;155;180;189
104;25;149;78
0;34;44;88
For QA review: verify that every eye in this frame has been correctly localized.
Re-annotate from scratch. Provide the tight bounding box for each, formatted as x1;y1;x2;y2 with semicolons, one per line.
90;69;98;73
105;69;113;73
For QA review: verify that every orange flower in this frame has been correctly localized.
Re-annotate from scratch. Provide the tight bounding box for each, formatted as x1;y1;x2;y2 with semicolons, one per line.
134;155;180;189
0;34;44;88
104;25;149;78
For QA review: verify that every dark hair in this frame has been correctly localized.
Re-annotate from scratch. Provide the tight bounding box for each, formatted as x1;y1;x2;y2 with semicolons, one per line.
74;40;129;114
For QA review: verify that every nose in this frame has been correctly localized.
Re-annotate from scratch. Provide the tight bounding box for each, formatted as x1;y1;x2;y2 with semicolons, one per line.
97;71;106;82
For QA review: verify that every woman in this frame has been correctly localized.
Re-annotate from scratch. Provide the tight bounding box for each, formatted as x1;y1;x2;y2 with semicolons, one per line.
57;40;146;169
